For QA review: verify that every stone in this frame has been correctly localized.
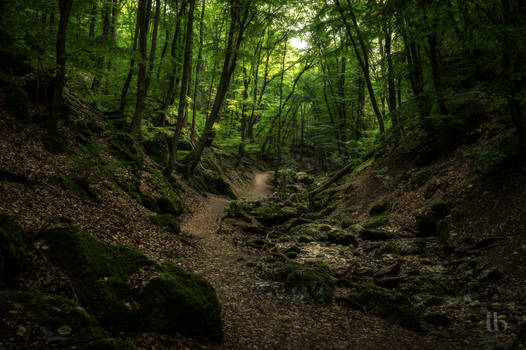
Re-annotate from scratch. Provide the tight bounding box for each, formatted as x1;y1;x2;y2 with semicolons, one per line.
359;228;392;241
0;215;32;286
150;214;180;234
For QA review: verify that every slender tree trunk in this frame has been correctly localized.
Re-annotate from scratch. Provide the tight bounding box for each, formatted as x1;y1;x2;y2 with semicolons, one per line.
427;33;449;115
131;0;152;138
334;0;385;133
52;0;73;121
163;0;186;109
356;75;365;139
117;17;140;114
190;0;206;141
92;0;111;92
385;25;399;134
166;0;196;173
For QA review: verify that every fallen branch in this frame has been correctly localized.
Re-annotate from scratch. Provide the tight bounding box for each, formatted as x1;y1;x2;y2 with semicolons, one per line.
308;162;355;205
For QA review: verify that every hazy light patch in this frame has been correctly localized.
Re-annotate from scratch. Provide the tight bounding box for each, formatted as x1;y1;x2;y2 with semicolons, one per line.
290;36;308;51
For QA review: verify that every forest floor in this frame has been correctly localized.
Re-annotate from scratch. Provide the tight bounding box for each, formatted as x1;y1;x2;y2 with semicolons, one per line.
129;171;465;350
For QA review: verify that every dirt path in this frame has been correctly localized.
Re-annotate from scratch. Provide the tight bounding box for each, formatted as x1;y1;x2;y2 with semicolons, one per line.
176;171;461;350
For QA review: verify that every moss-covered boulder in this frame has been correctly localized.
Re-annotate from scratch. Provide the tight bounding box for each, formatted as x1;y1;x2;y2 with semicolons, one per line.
377;239;425;256
140;192;160;212
369;198;390;216
416;198;449;236
258;261;334;304
224;200;252;222
397;274;461;307
343;279;421;331
0;291;133;350
255;201;298;226
139;264;222;340
0;215;32;286
296;172;314;185
5;86;29;121
41;226;154;330
157;194;184;216
143;133;169;167
150;214;180;234
109;132;144;171
41;226;222;339
60;176;98;201
290;223;357;247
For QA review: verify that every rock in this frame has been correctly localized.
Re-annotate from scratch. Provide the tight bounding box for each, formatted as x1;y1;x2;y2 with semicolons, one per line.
109;132;144;171
139;264;222;340
41;226;222;339
416;198;449;237
410;168;431;190
258;261;334;304
363;215;390;229
296;172;314;185
397;274;461;306
0;214;32;286
41;226;154;330
143;133;169;167
140;192;160;212
59;176;98;201
5;86;29;121
255;202;297;226
291;223;357;247
378;239;425;256
284;217;312;231
157;195;184;216
359;228;392;241
224;200;252;222
0;290;132;349
369;198;390;216
436;219;450;244
342;279;421;331
150;214;180;234
283;246;301;259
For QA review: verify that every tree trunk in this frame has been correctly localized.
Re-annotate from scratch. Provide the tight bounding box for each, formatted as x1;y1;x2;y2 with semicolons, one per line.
163;0;186;109
130;0;152;138
166;0;196;173
191;0;206;141
385;25;399;134
117;17;139;114
51;0;73;121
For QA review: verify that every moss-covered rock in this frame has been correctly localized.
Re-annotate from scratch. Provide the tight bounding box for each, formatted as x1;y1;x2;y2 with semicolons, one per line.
410;168;431;190
139;264;222;340
416;198;450;237
296;172;314;185
255;201;298;226
369;198;390;216
0;214;31;286
398;274;461;307
290;223;357;247
258;261;334;304
143;133;169;167
150;214;180;234
60;176;98;201
377;239;425;256
224;200;252;222
343;279;421;331
157;194;184;216
5;86;29;121
41;226;154;330
0;290;132;350
42;131;68;155
140;192;160;212
283;245;301;259
363;215;390;229
109;132;144;171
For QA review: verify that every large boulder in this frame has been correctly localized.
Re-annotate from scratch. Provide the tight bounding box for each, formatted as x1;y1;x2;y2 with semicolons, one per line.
255;201;298;226
0;290;132;350
343;279;421;331
0;214;32;286
377;238;425;256
156;194;184;216
258;261;334;304
415;198;449;237
139;264;222;339
41;226;222;338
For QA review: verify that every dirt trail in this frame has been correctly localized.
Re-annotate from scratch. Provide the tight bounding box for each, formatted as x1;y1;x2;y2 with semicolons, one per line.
176;171;460;350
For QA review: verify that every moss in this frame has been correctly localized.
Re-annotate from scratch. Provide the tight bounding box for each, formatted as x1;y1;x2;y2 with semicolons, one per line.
0;214;31;285
140;192;160;212
109;132;144;172
157;194;184;216
398;274;461;306
139;264;222;340
259;261;334;304
416;198;449;236
344;279;421;331
363;215;389;229
369;198;390;216
410;168;431;190
296;172;314;185
471;133;521;174
143;133;169;167
0;290;130;349
255;202;295;226
225;201;252;222
424;180;439;199
60;176;98;201
378;239;425;256
41;226;154;330
283;245;301;259
5;86;29;121
42;131;68;155
431;197;449;218
150;214;180;234
436;219;450;244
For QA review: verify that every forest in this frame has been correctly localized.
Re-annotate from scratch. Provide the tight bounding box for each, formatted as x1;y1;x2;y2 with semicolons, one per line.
0;0;525;349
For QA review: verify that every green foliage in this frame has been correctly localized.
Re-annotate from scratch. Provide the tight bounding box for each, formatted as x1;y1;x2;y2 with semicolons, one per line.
363;215;389;229
59;176;98;201
470;133;521;174
150;214;180;234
